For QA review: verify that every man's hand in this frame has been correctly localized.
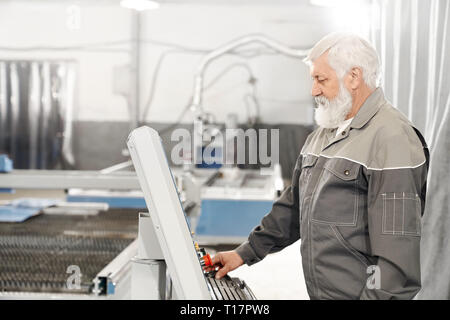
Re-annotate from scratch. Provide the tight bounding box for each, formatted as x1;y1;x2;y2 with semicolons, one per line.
208;251;244;279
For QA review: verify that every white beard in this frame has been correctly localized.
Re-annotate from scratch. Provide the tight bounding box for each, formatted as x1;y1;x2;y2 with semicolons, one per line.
314;83;353;129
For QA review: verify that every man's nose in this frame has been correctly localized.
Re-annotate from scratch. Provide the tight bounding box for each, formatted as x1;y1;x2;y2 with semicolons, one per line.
311;82;322;97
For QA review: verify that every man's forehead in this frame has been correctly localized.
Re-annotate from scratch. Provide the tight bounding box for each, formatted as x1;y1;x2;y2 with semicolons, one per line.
310;67;326;77
310;52;331;76
310;64;328;77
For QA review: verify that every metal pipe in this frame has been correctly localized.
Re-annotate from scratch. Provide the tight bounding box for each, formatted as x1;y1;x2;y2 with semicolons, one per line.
190;33;310;116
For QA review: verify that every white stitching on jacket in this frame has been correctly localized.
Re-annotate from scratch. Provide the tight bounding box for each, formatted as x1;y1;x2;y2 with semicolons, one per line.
301;153;426;171
381;192;421;236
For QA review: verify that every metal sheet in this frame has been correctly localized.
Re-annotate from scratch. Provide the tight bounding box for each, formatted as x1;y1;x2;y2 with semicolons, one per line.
0;208;138;294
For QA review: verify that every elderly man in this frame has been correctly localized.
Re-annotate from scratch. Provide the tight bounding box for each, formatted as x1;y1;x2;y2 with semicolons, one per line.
209;33;429;300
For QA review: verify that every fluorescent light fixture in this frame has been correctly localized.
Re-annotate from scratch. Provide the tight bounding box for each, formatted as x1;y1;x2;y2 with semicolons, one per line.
120;0;160;11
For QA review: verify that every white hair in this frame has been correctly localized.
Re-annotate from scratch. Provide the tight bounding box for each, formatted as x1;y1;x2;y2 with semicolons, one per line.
304;32;381;89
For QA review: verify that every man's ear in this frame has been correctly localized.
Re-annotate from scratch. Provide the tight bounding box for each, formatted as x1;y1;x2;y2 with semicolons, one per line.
350;67;363;90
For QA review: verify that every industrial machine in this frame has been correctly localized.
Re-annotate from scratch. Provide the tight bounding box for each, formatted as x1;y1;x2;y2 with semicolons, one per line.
0;161;142;299
0;207;139;299
0;166;282;242
0;138;268;299
187;34;309;169
127;126;256;299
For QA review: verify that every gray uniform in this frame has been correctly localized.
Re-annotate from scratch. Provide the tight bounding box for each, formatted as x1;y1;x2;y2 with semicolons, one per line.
235;88;429;300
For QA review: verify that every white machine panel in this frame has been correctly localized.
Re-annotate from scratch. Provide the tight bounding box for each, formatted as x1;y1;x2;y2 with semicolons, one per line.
127;126;211;300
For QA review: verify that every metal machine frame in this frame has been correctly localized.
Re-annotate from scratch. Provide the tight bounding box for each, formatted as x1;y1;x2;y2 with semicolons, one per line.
127;126;211;300
0;170;139;190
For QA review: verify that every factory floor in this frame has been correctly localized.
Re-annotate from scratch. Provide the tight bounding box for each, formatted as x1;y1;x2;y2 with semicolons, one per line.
209;240;309;300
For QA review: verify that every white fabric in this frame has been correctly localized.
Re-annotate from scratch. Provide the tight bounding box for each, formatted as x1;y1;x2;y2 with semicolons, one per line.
371;0;450;299
335;117;353;137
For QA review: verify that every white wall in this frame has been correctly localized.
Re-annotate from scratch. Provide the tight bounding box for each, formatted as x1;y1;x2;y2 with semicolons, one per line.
0;1;373;125
140;4;327;125
0;1;133;122
139;3;373;125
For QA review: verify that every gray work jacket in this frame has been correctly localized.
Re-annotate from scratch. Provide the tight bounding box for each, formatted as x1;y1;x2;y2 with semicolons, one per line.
236;88;429;300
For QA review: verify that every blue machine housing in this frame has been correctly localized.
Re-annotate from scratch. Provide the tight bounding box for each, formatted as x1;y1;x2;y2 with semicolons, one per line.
66;194;146;209
0;155;14;193
0;155;13;173
195;199;273;238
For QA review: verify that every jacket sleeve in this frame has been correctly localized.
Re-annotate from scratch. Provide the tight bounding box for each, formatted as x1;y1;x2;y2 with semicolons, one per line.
360;132;429;300
235;156;302;266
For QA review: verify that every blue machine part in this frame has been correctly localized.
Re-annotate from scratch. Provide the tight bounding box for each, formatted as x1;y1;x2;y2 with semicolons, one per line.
0;155;13;173
66;195;146;209
0;188;15;194
195;199;273;237
0;207;41;222
196;146;223;169
0;198;59;222
0;155;14;193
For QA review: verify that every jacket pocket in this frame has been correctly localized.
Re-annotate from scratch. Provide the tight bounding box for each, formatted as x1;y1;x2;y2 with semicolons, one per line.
299;154;318;183
330;225;371;267
298;155;318;223
311;158;361;226
381;192;421;236
298;154;318;195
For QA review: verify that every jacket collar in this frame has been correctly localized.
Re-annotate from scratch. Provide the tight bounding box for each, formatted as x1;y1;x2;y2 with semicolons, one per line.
349;87;386;129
